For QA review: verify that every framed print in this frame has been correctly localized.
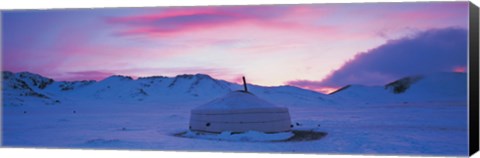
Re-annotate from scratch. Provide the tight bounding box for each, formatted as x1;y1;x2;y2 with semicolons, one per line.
1;1;479;157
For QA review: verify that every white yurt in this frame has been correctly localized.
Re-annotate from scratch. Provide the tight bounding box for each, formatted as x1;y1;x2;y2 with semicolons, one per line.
189;77;292;133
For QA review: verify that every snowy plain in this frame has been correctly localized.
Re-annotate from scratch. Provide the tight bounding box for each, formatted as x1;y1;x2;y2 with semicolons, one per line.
1;71;469;156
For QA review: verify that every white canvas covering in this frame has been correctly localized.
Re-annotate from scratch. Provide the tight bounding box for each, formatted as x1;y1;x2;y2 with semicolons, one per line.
190;91;292;133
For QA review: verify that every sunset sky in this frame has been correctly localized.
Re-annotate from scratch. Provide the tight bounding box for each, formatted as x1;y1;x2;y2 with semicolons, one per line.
2;2;469;93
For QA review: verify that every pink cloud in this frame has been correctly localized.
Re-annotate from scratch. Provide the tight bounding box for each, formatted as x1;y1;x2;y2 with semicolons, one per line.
107;8;252;37
105;5;333;38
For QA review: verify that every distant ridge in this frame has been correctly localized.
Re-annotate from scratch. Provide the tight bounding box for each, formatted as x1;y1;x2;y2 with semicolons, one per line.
328;85;351;95
1;71;328;106
329;72;467;103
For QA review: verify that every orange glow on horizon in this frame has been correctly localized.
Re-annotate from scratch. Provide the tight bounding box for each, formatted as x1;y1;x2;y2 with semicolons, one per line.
291;86;340;94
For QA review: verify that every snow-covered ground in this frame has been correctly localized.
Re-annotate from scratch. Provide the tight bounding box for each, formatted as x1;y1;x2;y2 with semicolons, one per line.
2;100;467;156
1;71;469;156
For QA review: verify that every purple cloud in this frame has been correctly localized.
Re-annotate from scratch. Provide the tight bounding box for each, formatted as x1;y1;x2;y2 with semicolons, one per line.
288;27;468;90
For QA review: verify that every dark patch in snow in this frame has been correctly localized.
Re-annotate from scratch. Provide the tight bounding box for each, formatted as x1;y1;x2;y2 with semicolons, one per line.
385;76;423;94
132;88;148;97
104;75;133;81
59;80;95;91
58;118;70;122
276;130;327;142
168;74;197;88
329;85;351;95
17;71;54;89
174;130;327;142
115;127;144;132
138;76;167;80
85;139;121;145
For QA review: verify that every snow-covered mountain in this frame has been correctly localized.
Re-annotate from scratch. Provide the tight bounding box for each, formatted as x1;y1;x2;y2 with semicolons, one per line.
2;71;329;106
2;71;467;107
330;72;467;104
2;71;59;106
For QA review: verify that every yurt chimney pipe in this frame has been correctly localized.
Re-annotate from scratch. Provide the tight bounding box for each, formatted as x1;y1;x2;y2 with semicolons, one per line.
242;76;248;92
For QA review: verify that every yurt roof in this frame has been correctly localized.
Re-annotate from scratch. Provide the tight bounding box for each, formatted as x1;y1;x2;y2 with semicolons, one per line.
192;90;287;114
